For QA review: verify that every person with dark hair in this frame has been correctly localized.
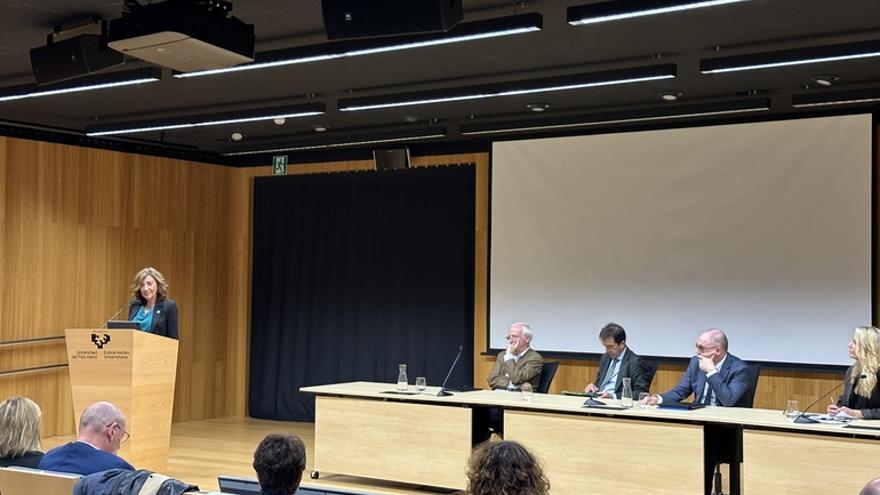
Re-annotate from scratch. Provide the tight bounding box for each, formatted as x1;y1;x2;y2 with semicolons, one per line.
584;322;649;398
467;440;550;495
253;433;307;495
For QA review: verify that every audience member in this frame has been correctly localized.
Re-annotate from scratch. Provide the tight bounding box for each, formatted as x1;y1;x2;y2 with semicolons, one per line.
466;440;550;495
0;396;43;468
39;401;134;475
861;478;880;495
253;433;307;495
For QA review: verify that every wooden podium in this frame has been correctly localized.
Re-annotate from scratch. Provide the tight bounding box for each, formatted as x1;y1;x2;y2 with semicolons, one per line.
65;328;178;472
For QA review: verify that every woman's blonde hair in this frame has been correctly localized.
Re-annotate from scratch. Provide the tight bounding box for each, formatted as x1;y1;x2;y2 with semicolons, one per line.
852;326;880;397
130;267;169;304
0;396;42;457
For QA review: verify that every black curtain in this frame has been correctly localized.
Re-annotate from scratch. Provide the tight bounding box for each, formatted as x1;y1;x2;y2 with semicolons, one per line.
249;165;475;421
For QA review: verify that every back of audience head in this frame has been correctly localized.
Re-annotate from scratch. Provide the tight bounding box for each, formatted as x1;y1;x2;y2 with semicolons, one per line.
253;433;307;495
861;478;880;495
467;440;550;495
0;396;42;458
78;401;127;454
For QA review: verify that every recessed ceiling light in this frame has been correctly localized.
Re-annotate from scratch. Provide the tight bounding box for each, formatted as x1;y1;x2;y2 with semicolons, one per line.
526;102;550;112
273;117;286;125
311;124;329;132
659;91;683;101
403;115;421;123
811;75;839;87
231;132;243;141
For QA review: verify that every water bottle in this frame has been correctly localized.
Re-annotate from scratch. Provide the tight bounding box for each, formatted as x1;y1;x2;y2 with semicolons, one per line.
621;377;633;408
397;364;408;391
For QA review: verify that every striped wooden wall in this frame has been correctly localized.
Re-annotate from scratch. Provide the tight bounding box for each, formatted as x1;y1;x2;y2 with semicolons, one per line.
0;136;251;435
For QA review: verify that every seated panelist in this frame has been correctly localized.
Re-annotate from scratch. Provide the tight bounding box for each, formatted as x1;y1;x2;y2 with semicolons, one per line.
487;322;543;391
827;326;880;420
584;322;648;399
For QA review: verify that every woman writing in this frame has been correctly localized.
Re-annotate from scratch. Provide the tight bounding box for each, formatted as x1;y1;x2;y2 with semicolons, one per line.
128;267;179;340
0;396;44;468
827;326;880;419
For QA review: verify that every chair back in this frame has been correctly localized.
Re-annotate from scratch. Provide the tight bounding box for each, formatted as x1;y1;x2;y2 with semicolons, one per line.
642;359;659;390
738;362;762;407
0;466;80;495
537;361;560;393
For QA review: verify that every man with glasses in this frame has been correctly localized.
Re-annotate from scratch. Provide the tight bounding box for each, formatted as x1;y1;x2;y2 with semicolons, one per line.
39;401;134;475
487;322;543;391
644;328;749;407
643;328;749;495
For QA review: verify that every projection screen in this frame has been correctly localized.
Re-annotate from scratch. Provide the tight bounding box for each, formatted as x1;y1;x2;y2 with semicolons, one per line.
489;114;872;365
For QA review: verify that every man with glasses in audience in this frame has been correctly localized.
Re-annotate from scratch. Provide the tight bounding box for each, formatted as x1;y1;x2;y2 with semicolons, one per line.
39;401;134;475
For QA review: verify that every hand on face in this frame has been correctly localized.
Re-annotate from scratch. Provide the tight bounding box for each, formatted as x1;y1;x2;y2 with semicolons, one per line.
697;355;716;374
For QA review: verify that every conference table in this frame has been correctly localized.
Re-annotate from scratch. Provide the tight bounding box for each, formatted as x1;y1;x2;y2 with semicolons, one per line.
301;382;880;494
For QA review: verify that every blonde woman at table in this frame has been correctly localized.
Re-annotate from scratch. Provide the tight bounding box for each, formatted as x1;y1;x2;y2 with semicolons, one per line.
827;326;880;420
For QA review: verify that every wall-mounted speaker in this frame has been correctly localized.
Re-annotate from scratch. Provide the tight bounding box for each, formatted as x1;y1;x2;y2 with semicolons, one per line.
374;148;411;171
322;0;463;40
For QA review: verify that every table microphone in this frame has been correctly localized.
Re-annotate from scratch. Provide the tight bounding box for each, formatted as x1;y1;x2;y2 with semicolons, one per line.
436;345;464;397
793;373;865;424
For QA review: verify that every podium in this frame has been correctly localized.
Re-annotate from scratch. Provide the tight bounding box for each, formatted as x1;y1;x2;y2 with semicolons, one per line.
65;328;178;472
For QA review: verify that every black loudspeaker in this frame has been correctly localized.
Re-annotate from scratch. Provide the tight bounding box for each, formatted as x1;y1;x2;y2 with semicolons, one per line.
322;0;463;40
30;34;124;85
374;148;410;170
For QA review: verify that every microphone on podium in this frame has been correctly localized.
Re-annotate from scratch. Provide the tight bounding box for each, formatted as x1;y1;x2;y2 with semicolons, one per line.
436;345;465;397
98;303;129;329
793;373;865;424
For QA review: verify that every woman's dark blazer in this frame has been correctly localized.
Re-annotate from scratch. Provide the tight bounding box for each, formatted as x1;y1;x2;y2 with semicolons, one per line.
836;367;880;419
128;298;179;340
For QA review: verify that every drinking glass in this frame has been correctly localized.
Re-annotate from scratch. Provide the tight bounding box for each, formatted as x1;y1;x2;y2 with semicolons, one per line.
783;399;799;418
521;382;533;402
415;376;427;392
638;392;650;409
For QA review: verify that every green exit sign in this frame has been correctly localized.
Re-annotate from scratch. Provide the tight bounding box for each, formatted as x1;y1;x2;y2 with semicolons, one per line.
272;155;288;175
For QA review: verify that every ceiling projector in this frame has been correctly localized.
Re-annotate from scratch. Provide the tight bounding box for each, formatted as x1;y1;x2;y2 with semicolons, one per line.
107;0;255;72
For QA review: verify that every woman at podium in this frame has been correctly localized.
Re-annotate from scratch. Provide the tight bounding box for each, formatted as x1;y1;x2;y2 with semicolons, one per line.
127;267;179;340
827;326;880;419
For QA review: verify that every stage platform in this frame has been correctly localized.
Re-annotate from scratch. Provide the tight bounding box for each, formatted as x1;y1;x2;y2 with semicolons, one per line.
43;416;463;494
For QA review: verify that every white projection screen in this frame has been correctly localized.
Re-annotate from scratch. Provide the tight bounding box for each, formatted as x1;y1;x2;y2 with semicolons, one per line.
489;114;872;366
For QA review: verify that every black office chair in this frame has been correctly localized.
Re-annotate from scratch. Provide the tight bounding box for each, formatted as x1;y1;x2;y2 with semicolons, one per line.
536;361;560;394
642;359;659;389
712;361;761;495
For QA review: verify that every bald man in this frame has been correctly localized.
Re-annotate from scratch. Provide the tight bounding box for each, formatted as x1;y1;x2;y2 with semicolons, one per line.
645;328;749;407
861;479;880;495
39;401;134;475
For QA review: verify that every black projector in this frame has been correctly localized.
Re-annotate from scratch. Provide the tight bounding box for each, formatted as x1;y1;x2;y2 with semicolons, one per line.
107;0;255;72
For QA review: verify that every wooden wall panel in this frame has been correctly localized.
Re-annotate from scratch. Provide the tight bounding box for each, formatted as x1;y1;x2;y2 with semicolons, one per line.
0;137;251;435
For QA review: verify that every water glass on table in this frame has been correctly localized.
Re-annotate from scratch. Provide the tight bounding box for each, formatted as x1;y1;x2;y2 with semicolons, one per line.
783;399;800;418
415;376;427;392
638;392;651;409
521;382;533;402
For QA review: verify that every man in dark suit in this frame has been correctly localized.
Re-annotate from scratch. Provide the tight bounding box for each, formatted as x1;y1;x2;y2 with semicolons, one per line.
39;401;134;475
645;328;751;495
253;433;306;495
584;323;648;399
647;328;749;407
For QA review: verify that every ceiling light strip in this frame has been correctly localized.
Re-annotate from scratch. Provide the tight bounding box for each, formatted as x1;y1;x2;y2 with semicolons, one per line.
224;133;446;156
701;40;880;74
792;97;880;108
461;104;769;135
569;0;751;26
87;110;324;136
0;70;162;103
339;65;677;112
175;14;542;79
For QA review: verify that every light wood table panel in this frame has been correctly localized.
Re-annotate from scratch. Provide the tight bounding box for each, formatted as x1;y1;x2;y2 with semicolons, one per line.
314;395;471;490
744;429;880;494
506;410;703;495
